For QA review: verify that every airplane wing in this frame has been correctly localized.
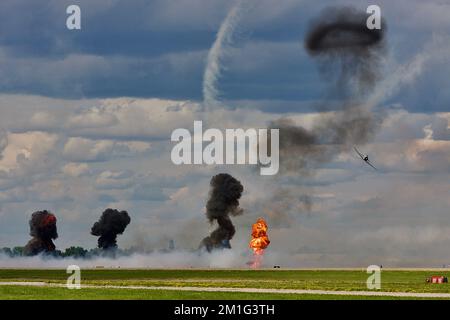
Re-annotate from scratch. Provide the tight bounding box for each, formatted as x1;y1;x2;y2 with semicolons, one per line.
366;160;377;170
353;146;364;159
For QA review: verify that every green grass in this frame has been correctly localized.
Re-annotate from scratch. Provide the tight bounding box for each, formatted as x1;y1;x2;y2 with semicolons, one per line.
0;285;434;300
1;269;450;299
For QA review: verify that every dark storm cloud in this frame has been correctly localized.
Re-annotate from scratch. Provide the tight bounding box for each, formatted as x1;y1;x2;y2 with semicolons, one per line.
0;0;446;112
0;0;217;99
0;0;224;58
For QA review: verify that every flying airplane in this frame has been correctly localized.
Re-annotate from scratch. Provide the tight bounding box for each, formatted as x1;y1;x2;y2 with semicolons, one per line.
354;146;377;170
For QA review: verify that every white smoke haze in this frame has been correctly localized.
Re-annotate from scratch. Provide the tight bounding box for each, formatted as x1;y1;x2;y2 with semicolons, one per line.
0;252;364;269
0;251;249;269
366;36;450;110
0;252;325;269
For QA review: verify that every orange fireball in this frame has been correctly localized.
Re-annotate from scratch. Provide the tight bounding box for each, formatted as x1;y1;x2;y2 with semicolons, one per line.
249;218;270;254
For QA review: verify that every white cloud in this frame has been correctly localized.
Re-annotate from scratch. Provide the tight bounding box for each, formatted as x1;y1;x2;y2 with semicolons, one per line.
0;131;59;172
96;170;134;190
63;138;115;162
67;106;118;129
62;163;90;177
29;112;59;128
62;137;151;162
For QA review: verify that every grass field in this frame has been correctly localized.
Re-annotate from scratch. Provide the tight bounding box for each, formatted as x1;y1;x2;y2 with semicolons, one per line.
1;269;449;300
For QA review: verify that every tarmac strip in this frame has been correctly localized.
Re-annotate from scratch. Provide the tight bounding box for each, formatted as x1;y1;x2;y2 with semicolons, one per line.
1;281;450;298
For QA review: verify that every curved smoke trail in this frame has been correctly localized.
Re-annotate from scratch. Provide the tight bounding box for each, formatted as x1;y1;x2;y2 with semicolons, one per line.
202;0;248;108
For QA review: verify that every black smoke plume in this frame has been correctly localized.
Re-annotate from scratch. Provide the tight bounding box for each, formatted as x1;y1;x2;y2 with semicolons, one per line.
91;208;131;250
272;6;386;174
200;173;244;252
24;210;58;256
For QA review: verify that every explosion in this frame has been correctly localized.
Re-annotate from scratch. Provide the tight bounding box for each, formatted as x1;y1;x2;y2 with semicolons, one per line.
23;210;58;256
91;208;131;250
200;173;244;252
249;218;270;268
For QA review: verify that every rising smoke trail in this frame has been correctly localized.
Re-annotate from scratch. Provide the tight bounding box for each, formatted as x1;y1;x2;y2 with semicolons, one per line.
365;45;432;110
200;173;244;252
91;208;131;250
23;210;58;256
203;0;248;108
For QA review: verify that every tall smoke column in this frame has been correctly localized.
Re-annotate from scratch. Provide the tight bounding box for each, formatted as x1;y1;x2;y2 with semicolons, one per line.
23;210;58;256
249;218;270;268
200;173;244;252
271;6;386;173
91;208;131;250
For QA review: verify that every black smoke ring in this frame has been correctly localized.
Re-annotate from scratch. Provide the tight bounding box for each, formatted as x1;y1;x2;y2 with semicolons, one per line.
305;7;385;55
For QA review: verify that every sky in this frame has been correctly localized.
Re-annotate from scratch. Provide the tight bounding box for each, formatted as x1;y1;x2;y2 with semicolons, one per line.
0;0;449;267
